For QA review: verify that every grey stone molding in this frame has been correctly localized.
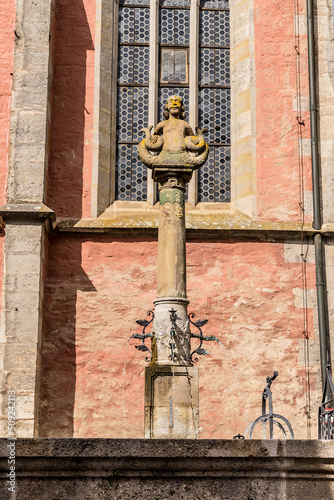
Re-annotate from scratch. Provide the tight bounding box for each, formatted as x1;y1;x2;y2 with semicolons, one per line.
52;216;323;241
0;439;333;499
0;204;54;223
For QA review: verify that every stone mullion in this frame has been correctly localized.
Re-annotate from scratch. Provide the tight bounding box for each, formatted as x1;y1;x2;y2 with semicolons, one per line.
92;0;117;214
109;0;120;205
188;0;200;206
147;0;160;206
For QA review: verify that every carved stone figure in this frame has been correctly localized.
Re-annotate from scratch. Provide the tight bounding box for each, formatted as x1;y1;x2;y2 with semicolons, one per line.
138;95;209;169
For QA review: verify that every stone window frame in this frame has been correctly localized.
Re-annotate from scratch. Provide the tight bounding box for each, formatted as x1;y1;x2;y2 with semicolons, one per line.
91;0;256;219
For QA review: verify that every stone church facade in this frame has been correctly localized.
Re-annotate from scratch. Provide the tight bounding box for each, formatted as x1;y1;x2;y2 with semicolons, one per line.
0;0;334;444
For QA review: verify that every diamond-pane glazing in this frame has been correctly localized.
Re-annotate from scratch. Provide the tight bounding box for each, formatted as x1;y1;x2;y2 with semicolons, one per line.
160;9;190;45
160;0;190;6
198;146;230;202
119;46;150;85
116;144;132;200
118;88;133;142
199;10;229;46
198;88;230;143
215;49;230;85
158;87;190;121
136;8;150;42
199;48;230;86
199;148;215;201
133;88;150;141
131;145;148;200
116;144;148;201
117;87;149;142
120;0;150;5
119;7;150;44
119;8;134;43
199;48;214;85
200;0;229;8
119;46;134;84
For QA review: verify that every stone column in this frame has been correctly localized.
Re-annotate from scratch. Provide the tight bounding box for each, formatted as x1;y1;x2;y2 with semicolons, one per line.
0;0;53;437
145;167;199;439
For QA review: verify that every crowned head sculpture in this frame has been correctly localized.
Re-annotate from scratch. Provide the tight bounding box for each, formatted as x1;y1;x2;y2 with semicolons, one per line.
138;95;209;171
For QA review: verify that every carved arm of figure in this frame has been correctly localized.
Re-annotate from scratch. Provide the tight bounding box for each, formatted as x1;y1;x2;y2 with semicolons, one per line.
185;126;207;153
140;125;164;152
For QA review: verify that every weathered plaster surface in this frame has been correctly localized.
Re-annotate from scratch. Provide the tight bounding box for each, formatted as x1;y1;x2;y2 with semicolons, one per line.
254;0;312;221
38;238;317;439
46;0;95;219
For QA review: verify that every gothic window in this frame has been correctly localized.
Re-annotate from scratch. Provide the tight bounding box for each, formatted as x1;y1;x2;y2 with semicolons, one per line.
116;0;150;201
115;0;230;204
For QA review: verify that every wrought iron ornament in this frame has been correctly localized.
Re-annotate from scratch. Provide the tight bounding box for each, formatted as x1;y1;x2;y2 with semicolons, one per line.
188;312;218;363
168;308;178;362
318;365;334;439
129;311;154;362
245;372;294;439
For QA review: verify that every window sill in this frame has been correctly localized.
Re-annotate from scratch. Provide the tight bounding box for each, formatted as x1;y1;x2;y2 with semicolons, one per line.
99;200;232;218
53;204;316;241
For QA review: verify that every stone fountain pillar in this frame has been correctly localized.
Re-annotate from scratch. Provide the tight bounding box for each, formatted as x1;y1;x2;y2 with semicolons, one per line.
145;166;197;439
139;95;209;438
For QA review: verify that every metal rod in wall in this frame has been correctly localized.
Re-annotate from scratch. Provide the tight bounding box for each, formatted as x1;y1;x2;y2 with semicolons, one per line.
306;0;329;390
314;234;328;388
306;0;321;230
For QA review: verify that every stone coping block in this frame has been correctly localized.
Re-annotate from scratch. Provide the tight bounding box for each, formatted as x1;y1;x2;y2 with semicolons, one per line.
0;439;333;499
0;204;54;222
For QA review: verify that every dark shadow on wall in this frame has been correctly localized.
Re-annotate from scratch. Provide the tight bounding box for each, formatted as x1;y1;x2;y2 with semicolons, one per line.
46;0;94;219
37;234;96;437
37;235;158;438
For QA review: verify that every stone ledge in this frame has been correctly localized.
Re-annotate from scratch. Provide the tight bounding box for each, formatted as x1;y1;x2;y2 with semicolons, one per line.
0;439;333;499
53;215;319;241
0;438;332;459
0;204;54;222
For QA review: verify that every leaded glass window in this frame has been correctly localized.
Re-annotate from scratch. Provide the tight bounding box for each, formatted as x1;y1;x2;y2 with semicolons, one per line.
198;0;230;202
115;0;230;204
116;0;150;201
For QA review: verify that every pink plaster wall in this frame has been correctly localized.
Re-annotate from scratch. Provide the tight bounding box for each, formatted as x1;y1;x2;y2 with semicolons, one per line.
39;238;317;439
0;0;16;312
46;0;95;218
254;0;312;221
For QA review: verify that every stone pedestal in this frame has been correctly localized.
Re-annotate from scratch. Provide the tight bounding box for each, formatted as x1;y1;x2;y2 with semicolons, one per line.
145;365;199;438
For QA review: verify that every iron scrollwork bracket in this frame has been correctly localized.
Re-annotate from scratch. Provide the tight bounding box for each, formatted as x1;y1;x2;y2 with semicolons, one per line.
168;308;178;362
318;364;334;439
189;312;218;363
129;310;154;362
